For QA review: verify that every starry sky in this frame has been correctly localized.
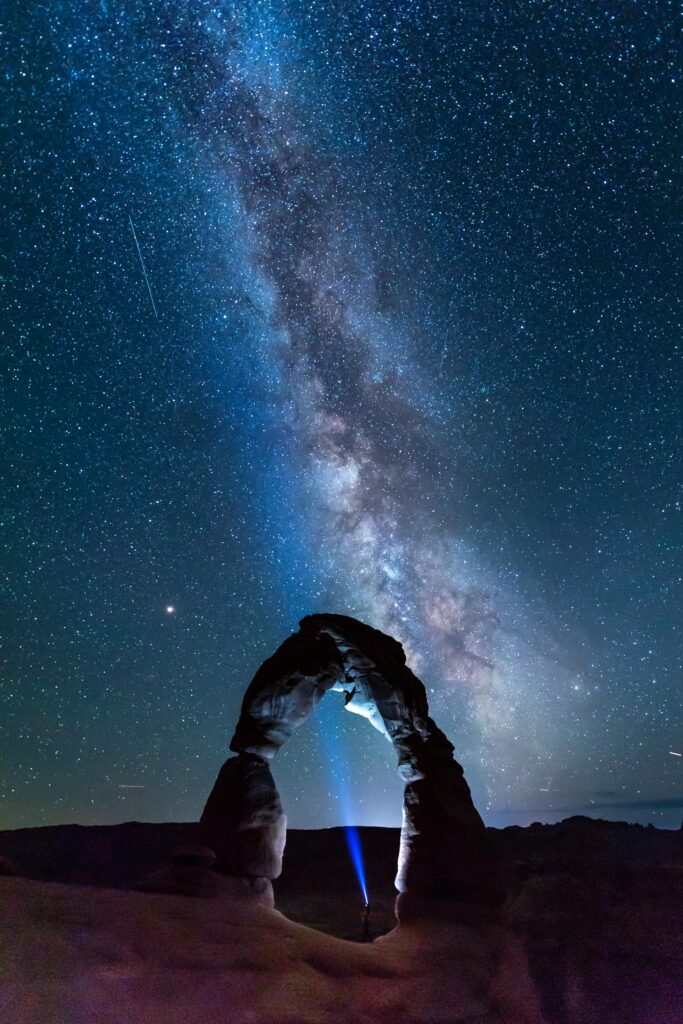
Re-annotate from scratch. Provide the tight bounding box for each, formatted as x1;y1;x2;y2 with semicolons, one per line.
3;0;681;833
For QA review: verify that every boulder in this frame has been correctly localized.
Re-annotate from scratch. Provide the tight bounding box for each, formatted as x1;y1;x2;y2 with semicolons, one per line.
135;860;273;906
170;845;216;869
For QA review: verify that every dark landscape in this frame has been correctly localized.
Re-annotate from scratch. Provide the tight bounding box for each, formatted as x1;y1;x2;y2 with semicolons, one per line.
4;3;680;1022
1;816;681;1023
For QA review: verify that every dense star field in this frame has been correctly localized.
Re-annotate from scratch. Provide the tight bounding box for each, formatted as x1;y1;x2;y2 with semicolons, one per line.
3;1;680;831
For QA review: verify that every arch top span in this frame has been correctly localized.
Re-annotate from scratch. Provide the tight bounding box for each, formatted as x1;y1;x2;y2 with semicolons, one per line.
200;614;502;912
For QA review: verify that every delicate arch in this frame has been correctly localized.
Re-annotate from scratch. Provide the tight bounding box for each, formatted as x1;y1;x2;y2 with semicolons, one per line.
200;614;500;908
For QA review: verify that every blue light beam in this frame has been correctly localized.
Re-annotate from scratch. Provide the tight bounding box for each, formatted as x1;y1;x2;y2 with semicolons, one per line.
312;697;371;904
344;824;369;905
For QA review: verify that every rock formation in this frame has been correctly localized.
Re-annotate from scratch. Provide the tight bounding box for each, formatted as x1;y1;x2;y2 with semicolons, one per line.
200;613;501;909
135;845;274;904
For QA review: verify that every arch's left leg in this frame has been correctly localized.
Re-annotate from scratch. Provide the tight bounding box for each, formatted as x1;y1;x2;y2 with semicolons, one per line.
199;753;286;880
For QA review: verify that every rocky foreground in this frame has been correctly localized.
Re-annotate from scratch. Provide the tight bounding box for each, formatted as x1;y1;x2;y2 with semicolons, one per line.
0;817;681;1023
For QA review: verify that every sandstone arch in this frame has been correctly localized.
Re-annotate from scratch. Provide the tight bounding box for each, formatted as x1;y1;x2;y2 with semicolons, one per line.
200;613;500;910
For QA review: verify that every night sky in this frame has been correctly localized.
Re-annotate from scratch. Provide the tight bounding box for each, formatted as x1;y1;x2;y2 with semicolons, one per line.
3;1;680;833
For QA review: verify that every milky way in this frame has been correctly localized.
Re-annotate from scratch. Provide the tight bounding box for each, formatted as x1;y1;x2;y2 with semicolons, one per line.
3;1;679;830
156;5;605;803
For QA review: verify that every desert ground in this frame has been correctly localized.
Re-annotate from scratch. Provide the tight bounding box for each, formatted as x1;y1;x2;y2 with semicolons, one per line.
1;818;681;1023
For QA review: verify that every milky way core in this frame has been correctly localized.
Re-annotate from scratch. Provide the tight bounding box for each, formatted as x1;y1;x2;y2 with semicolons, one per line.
3;1;679;830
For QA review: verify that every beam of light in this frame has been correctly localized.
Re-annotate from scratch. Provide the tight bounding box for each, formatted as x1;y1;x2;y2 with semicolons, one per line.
128;214;159;319
314;698;371;904
344;824;369;905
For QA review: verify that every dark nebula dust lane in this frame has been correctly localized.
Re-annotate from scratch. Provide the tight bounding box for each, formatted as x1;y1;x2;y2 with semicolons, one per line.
2;1;680;829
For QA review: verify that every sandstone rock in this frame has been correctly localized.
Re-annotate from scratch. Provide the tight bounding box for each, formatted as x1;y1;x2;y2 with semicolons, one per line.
135;845;219;897
201;613;502;906
230;630;342;760
135;861;274;905
135;863;222;898
170;845;216;869
200;754;286;879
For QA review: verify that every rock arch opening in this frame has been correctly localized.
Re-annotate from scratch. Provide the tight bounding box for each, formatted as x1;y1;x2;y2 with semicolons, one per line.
199;614;500;924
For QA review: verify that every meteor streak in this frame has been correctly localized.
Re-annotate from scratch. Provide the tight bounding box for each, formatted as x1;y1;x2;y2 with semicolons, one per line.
128;214;159;319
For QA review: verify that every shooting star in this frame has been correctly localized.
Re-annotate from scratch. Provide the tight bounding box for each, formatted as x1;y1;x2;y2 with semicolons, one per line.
128;214;159;319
